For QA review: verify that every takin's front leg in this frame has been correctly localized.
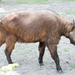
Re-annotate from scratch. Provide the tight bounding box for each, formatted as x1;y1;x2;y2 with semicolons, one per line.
38;42;45;65
47;41;62;72
5;36;17;64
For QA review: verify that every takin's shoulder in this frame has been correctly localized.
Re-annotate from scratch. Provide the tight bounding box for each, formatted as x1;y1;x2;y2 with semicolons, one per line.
1;12;19;24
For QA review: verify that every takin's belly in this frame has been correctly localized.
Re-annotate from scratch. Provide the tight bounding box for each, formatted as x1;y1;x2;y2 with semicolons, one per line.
17;37;46;43
17;31;47;43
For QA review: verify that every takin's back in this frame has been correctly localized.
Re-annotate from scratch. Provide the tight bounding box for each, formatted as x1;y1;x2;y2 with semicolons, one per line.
1;10;62;43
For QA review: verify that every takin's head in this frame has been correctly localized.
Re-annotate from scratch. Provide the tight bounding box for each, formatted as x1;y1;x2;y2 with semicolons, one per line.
69;19;75;44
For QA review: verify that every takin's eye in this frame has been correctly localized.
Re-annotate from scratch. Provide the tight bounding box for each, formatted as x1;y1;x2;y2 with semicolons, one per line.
71;23;73;25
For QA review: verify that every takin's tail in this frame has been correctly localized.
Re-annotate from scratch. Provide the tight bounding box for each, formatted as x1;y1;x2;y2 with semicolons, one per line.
0;20;2;26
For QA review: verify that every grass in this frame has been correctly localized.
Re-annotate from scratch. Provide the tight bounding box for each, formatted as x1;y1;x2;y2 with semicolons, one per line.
64;9;75;15
70;65;75;70
64;49;69;52
58;50;61;53
61;0;75;1
0;0;49;5
64;48;69;52
1;0;75;5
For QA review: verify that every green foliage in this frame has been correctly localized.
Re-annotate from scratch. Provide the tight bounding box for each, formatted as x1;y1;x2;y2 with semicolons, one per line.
0;63;19;72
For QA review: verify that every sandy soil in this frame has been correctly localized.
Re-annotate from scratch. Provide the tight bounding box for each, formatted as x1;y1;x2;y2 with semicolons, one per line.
0;1;75;75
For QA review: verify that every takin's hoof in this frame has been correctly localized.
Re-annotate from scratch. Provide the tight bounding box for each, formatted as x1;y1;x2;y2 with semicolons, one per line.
38;59;44;66
9;62;14;64
39;63;44;66
57;70;63;73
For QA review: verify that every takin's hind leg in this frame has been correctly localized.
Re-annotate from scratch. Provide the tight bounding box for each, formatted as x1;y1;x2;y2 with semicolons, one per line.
47;41;62;73
38;42;45;66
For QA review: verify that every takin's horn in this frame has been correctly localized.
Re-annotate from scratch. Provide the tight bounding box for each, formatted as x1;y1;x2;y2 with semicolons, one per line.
73;19;75;27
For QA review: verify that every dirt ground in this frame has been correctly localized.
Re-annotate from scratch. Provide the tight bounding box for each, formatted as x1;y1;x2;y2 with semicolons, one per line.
0;1;75;75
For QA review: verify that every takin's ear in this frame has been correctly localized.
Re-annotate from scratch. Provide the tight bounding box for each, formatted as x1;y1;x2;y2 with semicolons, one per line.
71;22;75;31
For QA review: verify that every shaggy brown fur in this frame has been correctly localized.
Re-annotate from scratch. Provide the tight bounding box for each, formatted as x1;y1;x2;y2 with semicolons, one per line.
0;10;74;72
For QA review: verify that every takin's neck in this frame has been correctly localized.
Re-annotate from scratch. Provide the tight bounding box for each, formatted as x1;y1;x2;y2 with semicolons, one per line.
59;17;73;37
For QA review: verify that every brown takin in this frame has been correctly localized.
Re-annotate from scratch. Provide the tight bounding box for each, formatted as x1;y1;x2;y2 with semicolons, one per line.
0;10;75;73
